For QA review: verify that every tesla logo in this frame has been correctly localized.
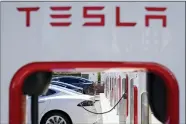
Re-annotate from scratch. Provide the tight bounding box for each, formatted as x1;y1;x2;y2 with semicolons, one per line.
50;6;72;27
145;7;167;27
17;6;167;28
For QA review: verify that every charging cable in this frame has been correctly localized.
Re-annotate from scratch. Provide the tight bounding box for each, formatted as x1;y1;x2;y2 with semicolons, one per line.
80;93;127;114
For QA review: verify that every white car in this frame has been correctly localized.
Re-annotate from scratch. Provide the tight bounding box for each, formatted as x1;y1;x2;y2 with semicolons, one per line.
45;85;95;102
26;85;99;124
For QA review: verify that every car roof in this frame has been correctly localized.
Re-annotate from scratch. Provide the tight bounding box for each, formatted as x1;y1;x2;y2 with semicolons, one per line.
52;76;91;81
26;85;82;100
48;94;93;101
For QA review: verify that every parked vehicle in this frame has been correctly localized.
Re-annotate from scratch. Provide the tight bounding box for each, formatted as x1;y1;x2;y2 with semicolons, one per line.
26;85;98;124
52;76;95;94
51;81;84;93
43;85;95;102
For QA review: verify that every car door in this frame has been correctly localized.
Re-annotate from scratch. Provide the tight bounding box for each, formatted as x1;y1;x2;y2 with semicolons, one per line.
26;90;52;123
27;98;49;119
38;89;57;115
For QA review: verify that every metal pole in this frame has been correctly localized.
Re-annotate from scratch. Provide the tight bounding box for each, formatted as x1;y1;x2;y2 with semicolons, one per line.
31;95;39;124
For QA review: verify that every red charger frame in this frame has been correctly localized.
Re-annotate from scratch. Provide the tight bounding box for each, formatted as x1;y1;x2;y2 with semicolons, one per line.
118;76;121;103
126;75;129;117
9;62;179;124
134;86;138;124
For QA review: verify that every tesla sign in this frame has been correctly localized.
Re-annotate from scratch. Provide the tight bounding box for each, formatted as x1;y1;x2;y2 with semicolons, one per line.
17;6;167;27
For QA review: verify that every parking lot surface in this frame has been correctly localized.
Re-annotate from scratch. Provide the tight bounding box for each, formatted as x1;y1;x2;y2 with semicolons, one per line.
99;93;119;124
94;95;103;124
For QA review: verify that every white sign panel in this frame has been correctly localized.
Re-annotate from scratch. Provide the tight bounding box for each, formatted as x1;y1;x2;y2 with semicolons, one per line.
1;2;185;123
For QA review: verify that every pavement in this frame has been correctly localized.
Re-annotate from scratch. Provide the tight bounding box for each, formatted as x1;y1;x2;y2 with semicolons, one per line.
94;95;103;124
97;93;161;124
99;93;119;124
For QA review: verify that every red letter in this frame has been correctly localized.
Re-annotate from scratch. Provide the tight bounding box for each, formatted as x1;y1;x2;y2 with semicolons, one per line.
83;6;105;26
17;7;39;27
50;6;71;27
116;7;136;27
145;7;167;27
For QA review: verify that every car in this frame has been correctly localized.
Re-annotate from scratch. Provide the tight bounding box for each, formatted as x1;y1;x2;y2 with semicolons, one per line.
51;80;84;93
42;84;95;102
52;76;95;94
26;85;99;124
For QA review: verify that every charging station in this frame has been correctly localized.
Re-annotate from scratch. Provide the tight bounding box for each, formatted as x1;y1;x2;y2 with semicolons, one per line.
1;1;184;124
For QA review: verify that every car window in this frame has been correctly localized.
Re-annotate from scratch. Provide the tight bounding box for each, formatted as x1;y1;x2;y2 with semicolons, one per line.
77;78;85;83
59;78;65;82
60;78;80;83
78;78;91;83
52;82;65;87
59;78;72;83
71;78;81;83
52;78;59;81
42;89;56;97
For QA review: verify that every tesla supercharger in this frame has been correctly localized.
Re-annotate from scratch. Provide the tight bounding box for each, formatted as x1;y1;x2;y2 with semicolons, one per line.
108;74;111;100
128;71;147;124
119;73;127;124
125;72;136;124
1;2;184;124
110;74;114;107
114;73;116;108
111;73;114;107
111;72;115;107
119;75;125;124
105;76;108;98
107;76;110;98
133;71;144;124
138;71;149;124
106;76;110;99
133;85;138;124
124;71;140;124
109;74;112;103
109;73;112;106
111;73;115;107
116;73;120;115
106;76;109;98
104;75;107;96
114;73;117;109
117;72;123;116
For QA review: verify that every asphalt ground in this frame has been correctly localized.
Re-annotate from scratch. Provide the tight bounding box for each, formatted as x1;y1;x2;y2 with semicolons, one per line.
94;95;103;124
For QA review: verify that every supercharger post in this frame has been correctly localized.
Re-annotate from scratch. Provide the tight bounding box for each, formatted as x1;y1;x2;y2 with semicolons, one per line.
119;73;127;124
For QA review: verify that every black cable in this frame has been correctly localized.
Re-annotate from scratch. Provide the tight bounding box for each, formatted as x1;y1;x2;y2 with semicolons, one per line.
80;93;127;114
31;95;39;124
